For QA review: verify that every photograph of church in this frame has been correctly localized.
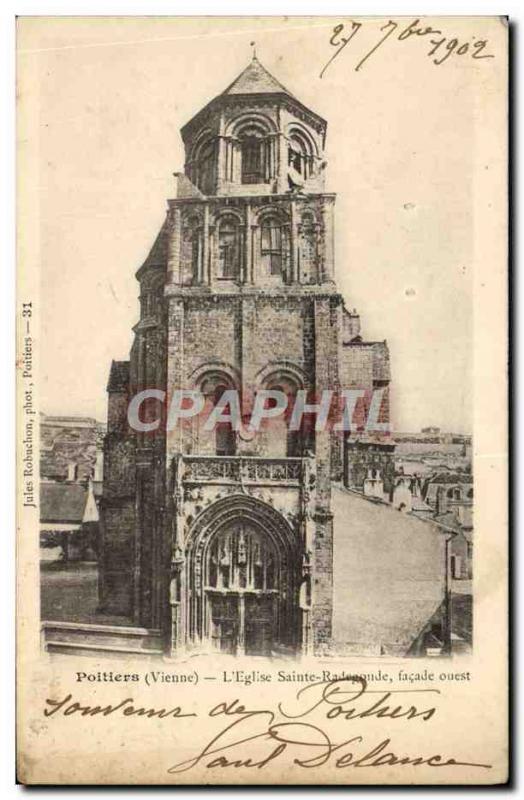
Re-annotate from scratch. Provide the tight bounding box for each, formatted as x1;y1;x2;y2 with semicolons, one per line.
41;52;468;660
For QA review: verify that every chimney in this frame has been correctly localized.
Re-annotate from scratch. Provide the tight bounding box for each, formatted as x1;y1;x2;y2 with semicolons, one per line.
67;462;78;482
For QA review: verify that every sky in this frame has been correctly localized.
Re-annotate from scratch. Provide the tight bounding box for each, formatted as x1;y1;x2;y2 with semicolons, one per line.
17;15;494;434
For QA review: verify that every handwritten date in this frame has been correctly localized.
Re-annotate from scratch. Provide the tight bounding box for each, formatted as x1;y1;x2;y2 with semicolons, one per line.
320;18;495;78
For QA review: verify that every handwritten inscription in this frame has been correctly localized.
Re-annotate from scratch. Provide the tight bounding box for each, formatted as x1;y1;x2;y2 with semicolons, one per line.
320;18;496;78
43;676;492;775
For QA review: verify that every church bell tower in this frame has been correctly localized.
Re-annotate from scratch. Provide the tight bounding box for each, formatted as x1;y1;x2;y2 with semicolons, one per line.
101;52;391;658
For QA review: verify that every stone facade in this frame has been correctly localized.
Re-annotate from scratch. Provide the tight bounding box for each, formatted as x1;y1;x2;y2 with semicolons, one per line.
100;56;391;656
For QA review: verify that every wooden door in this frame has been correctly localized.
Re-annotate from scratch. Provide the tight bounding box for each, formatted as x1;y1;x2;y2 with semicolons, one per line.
209;594;238;654
244;594;276;656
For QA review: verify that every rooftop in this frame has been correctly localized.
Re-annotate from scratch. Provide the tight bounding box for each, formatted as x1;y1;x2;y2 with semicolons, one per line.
332;486;446;655
221;55;295;98
181;53;326;141
40;483;88;525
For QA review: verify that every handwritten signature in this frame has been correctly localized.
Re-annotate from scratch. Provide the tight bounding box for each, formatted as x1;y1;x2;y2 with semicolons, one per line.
167;676;491;773
320;18;496;78
44;676;493;774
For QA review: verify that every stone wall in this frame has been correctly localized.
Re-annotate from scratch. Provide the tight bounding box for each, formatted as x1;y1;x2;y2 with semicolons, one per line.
99;426;136;616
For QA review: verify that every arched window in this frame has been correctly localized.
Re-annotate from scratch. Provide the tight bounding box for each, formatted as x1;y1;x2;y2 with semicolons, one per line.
260;215;289;278
236;121;271;185
241;136;263;184
214;384;236;456
263;373;302;457
181;214;201;284
218;216;241;280
287;129;315;180
193;138;216;195
230;116;275;185
199;376;236;456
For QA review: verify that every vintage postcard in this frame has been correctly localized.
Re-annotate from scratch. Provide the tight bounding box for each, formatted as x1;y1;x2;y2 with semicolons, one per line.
16;16;508;785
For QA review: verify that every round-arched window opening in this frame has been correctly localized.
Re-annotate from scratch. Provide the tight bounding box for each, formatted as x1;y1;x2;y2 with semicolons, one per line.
198;375;237;456
287;130;315;180
193;138;216;195
217;216;241;280
260;215;290;279
240;135;264;184
212;384;236;456
264;374;303;457
181;214;202;284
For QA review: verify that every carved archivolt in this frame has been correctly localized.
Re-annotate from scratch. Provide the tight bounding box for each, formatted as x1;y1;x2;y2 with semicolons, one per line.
225;111;278;138
188;361;240;391
254;205;291;226
286;122;319;157
254;361;308;391
186;493;299;558
183;494;302;649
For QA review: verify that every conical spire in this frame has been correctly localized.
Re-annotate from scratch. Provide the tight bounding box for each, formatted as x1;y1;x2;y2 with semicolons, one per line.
221;53;295;98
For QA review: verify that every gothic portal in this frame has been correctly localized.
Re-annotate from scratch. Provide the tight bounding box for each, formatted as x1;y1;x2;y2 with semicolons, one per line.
100;54;392;656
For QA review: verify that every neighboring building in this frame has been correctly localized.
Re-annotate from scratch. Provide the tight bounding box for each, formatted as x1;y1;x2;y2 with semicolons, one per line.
100;55;392;657
427;487;473;654
40;414;104;482
430;480;473;582
344;438;396;496
393;430;471;463
341;445;472;652
394;430;471;445
40;417;104;561
40;478;100;561
423;470;474;511
377;467;474;584
433;510;472;582
392;429;472;481
332;488;448;656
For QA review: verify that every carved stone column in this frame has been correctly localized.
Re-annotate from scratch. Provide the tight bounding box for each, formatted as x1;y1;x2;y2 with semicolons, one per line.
169;454;186;655
277;132;288;194
167;204;182;284
201;204;209;285
217;135;227;192
244;202;253;284
250;223;258;284
290;200;299;284
320;199;336;283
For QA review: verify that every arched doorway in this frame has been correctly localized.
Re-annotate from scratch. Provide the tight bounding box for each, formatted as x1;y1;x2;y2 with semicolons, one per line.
184;496;300;656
